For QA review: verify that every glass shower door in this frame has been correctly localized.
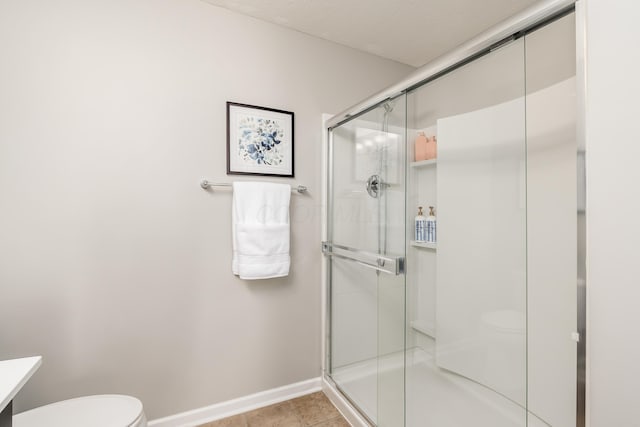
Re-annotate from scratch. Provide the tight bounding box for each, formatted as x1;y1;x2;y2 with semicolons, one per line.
405;36;528;427
325;96;406;427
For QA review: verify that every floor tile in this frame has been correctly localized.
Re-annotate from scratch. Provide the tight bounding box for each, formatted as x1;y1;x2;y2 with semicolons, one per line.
196;392;349;427
290;392;341;426
198;413;247;427
245;401;303;427
311;416;351;427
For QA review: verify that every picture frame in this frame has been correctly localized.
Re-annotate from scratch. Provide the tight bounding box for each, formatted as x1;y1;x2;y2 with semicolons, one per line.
226;102;294;177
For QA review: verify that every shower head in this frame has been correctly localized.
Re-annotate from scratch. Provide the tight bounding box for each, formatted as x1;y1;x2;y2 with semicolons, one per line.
382;100;395;113
380;100;395;133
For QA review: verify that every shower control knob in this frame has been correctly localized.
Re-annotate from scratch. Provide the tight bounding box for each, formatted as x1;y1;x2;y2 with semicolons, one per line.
366;174;381;198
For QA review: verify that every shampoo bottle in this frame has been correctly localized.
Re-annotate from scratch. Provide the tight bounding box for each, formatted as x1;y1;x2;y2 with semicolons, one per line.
426;206;437;243
415;207;427;242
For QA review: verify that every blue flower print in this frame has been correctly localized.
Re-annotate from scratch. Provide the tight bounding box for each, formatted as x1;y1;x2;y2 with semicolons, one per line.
237;115;285;166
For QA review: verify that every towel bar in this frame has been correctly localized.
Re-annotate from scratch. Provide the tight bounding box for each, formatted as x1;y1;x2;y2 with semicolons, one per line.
200;180;307;194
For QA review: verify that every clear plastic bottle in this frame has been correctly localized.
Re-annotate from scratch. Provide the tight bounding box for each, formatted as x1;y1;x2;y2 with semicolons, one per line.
426;206;437;243
415;207;427;242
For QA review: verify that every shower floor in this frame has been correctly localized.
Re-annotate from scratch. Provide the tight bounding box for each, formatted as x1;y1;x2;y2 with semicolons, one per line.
331;348;548;427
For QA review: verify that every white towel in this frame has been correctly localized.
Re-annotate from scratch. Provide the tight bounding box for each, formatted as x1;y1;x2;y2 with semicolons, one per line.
232;181;291;280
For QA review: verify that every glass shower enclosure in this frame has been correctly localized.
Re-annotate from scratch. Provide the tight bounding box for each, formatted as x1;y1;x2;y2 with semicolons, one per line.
323;2;582;426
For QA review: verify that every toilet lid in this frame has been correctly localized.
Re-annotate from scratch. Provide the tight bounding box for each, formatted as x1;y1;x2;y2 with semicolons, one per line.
13;394;144;427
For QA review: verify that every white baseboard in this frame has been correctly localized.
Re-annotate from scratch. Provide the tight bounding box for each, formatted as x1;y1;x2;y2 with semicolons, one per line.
148;377;322;427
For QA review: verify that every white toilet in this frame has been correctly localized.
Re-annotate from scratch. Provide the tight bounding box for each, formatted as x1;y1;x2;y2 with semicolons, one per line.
13;394;147;427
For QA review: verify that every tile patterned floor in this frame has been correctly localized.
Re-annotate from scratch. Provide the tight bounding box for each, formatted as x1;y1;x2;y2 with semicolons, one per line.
197;392;350;427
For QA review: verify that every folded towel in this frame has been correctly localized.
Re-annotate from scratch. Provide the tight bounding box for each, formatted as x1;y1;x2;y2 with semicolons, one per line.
232;181;291;280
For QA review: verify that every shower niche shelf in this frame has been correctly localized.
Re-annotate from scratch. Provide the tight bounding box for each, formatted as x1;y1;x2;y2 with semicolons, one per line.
410;241;436;250
410;159;437;168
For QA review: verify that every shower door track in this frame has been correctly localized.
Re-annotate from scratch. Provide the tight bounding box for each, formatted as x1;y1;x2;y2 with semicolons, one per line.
326;0;575;130
323;374;377;427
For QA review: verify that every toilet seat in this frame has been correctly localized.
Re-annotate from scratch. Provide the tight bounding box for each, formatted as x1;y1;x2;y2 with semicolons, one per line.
13;394;146;427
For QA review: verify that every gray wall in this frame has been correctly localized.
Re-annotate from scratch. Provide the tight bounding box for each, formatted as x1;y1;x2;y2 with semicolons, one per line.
585;0;640;425
0;0;412;419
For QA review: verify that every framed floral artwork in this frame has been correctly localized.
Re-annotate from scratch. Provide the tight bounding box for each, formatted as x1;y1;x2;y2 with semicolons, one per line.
226;102;294;177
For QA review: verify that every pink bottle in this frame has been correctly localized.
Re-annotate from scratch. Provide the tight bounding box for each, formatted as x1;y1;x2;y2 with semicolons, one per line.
415;132;437;161
425;135;437;160
414;132;428;161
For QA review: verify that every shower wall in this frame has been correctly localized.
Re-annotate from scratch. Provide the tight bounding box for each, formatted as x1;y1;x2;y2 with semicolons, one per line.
586;1;640;425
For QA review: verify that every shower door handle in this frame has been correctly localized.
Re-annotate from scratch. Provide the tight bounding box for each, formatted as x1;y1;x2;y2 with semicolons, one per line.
321;242;405;275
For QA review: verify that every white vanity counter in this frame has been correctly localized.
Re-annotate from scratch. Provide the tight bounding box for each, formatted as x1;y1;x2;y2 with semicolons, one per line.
0;356;42;414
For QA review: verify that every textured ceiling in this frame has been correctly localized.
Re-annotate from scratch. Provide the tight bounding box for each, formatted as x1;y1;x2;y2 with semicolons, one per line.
200;0;540;67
